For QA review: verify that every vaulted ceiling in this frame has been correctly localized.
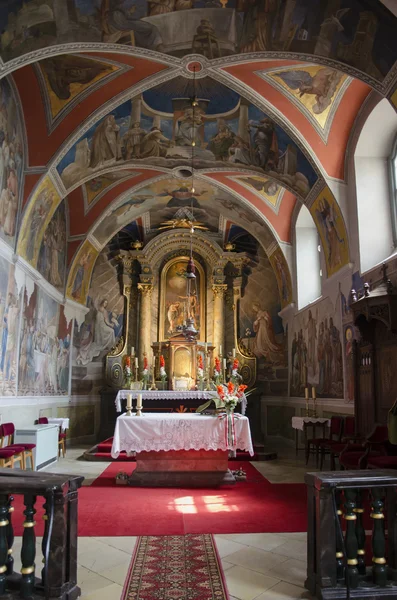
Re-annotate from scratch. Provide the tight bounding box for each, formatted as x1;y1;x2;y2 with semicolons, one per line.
3;0;397;304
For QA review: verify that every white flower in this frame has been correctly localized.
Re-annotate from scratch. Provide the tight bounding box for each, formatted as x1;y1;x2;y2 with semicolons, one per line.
160;366;167;378
197;368;204;378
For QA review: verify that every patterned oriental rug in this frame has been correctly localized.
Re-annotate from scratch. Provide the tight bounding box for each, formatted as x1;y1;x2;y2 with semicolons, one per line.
122;534;229;600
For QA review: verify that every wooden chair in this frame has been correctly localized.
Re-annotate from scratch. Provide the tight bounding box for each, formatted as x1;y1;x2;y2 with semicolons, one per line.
0;424;26;470
306;416;344;467
326;416;358;469
38;418;66;458
339;424;388;470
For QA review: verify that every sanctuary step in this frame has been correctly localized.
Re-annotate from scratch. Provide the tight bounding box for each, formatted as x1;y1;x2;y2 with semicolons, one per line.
83;437;258;462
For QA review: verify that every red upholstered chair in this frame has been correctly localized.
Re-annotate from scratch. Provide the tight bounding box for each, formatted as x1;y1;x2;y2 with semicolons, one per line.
1;423;35;470
339;424;389;470
326;416;359;470
38;418;66;458
0;424;26;470
305;416;344;467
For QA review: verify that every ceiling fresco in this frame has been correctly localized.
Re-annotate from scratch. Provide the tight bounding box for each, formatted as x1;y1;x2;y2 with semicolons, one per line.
34;54;126;131
229;175;284;211
1;1;396;85
56;75;318;197
82;168;140;210
258;64;351;141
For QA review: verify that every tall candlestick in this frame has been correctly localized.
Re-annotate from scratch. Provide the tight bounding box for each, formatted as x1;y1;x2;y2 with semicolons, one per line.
305;387;309;416
131;347;134;356
220;345;222;357
312;386;316;399
232;348;236;358
135;357;139;368
126;393;132;417
136;393;142;417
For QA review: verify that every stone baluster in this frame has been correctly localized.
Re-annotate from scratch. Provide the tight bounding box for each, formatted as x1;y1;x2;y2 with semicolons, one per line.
20;494;37;599
6;496;14;576
334;489;344;581
371;487;387;586
343;488;359;589
0;494;9;595
354;489;366;575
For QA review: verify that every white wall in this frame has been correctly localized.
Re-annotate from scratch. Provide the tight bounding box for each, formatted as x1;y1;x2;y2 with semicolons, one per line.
296;206;321;308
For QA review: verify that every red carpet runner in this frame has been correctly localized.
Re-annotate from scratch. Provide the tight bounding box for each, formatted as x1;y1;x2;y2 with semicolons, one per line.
11;462;307;537
122;535;229;600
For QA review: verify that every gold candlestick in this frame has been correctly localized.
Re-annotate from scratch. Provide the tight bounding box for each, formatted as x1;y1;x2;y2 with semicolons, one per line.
305;387;309;416
150;363;157;391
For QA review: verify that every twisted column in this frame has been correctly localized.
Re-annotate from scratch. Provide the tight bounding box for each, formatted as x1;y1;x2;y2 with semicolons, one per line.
212;284;227;357
138;284;153;367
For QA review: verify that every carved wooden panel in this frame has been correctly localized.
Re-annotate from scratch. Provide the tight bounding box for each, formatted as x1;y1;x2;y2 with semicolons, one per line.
356;343;375;436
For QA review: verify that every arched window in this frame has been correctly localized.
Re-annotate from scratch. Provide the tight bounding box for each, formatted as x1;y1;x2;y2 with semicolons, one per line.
295;204;322;309
355;99;397;273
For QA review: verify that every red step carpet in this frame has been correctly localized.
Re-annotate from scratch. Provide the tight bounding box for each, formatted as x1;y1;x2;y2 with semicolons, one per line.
11;462;307;537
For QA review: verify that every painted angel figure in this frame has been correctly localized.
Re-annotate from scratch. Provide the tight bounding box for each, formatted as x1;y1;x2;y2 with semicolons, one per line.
316;197;344;271
275;68;343;114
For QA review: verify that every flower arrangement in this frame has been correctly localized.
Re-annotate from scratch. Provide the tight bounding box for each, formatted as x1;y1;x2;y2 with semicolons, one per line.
142;355;149;390
230;358;242;384
217;381;248;414
124;355;132;388
159;355;167;382
213;356;221;385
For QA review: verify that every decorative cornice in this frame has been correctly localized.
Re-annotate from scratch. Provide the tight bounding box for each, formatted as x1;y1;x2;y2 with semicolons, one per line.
137;283;153;297
212;284;228;298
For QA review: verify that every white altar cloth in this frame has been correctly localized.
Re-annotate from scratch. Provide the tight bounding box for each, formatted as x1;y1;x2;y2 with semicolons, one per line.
115;390;247;415
291;416;330;431
111;413;254;458
47;418;69;432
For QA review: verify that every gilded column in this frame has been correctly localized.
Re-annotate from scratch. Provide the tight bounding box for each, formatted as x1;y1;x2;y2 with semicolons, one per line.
138;283;153;366
212;284;227;357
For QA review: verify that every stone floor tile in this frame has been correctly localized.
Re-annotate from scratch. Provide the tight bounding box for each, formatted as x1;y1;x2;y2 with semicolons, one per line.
80;582;123;600
78;543;131;572
226;546;289;574
213;536;249;558
224;565;280;600
255;581;311;600
221;560;234;571
220;533;289;551
100;559;131;586
272;540;307;562
77;566;120;596
265;558;307;588
93;536;137;554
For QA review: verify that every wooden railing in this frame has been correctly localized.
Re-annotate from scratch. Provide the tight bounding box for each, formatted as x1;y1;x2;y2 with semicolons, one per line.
0;469;84;599
306;470;397;599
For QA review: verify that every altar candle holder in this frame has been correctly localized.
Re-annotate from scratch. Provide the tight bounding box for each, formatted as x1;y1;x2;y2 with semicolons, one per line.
126;393;133;417
149;362;157;391
305;387;309;416
223;358;227;384
312;386;317;418
136;393;143;417
134;357;139;383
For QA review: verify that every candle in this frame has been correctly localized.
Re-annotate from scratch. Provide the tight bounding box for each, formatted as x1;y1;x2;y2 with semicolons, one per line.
135;357;139;368
312;386;316;399
223;358;227;370
126;393;132;407
305;387;309;399
131;347;134;356
220;345;222;357
137;393;142;409
232;348;236;358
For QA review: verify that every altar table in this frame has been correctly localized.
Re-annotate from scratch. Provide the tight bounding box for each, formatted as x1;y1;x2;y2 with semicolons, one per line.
115;390;247;415
111;413;253;487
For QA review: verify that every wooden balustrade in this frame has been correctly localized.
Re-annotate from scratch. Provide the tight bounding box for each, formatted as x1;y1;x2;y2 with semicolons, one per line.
306;470;397;599
0;469;84;599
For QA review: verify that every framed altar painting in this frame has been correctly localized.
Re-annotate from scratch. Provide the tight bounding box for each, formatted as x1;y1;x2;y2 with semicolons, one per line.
159;256;205;342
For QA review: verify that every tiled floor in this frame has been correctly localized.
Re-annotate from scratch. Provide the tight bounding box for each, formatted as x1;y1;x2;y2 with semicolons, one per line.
32;443;315;599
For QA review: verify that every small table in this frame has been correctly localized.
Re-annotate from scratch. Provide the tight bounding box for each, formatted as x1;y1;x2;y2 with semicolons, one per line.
112;412;253;487
14;424;59;470
291;416;330;455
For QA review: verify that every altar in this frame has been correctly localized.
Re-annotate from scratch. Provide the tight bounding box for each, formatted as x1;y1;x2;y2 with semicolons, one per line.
111;413;253;487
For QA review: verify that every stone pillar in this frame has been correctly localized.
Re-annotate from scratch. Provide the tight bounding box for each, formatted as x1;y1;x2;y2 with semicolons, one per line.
130;96;142;125
153;115;161;129
212;284;227;357
138;283;153;366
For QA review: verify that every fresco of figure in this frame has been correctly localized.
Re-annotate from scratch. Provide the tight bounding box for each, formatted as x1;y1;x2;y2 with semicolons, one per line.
315;196;344;271
237;0;278;53
89;115;122;169
100;0;164;51
275;68;344;114
252;302;284;365
140;127;173;158
248;118;279;171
